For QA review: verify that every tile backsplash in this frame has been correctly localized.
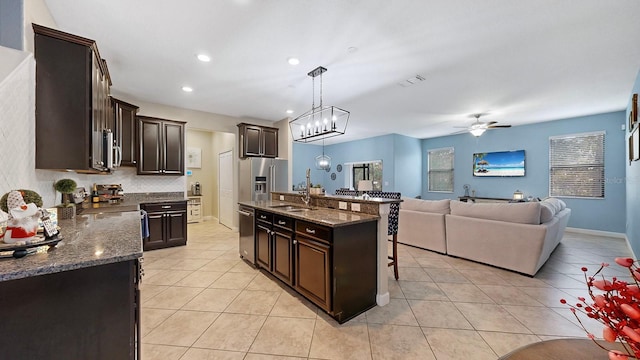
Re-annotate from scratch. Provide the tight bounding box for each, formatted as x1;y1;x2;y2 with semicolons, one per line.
0;49;185;209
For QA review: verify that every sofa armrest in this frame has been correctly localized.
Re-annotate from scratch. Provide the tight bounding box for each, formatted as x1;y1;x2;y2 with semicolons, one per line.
398;209;447;253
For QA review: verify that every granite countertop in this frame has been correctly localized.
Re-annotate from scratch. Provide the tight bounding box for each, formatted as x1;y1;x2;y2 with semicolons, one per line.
239;200;379;227
271;191;402;204
80;192;187;214
0;210;143;282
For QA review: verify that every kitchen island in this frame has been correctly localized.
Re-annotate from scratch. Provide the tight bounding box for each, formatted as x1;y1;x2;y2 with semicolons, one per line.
240;192;399;323
0;210;143;360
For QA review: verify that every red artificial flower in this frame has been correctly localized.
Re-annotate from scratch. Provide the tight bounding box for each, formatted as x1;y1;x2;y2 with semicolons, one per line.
562;259;640;359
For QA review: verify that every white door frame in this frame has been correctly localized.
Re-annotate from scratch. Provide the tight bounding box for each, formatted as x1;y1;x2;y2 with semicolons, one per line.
218;150;234;230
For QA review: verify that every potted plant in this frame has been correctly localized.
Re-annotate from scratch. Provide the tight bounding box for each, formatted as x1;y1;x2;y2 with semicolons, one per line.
54;179;77;219
309;183;324;195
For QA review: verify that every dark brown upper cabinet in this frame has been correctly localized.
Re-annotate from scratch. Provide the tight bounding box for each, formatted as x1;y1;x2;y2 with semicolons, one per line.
238;123;278;158
111;97;139;167
33;24;112;173
137;116;185;175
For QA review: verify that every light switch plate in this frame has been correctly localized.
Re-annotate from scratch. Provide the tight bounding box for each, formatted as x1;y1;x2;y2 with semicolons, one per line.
339;201;347;210
351;203;361;212
279;195;284;200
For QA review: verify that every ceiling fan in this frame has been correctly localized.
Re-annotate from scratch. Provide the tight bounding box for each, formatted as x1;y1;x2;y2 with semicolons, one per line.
457;113;512;137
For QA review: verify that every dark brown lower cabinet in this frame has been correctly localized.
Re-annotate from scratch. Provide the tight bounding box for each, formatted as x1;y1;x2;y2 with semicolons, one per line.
142;201;187;251
252;209;377;323
255;212;295;286
256;221;272;270
295;235;331;311
273;226;294;286
0;260;139;360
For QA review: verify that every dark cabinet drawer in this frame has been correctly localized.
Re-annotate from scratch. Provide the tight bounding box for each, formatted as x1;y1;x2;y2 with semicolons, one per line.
141;201;187;213
296;220;331;243
273;215;293;230
256;211;273;224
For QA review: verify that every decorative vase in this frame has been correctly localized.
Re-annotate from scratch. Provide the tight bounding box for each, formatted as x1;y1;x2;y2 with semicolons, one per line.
57;204;76;220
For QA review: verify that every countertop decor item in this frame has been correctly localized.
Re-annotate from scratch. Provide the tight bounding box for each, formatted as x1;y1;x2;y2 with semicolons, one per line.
560;257;640;359
0;190;42;213
289;66;349;143
54;179;77;219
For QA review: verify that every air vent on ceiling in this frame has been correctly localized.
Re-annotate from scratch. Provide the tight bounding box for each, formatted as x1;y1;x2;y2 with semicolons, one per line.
398;74;425;87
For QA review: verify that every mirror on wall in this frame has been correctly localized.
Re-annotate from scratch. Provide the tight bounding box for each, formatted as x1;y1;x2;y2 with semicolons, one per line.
343;160;383;191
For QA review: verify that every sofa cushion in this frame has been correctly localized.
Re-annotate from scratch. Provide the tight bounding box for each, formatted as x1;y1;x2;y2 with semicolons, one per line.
449;200;541;225
539;202;556;223
401;197;450;214
543;197;566;213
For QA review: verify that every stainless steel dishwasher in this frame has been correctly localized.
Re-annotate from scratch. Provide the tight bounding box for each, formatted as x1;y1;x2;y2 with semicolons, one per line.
238;205;255;265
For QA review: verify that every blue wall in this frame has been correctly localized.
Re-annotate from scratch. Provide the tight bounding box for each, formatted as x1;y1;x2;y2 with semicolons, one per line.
291;112;627;233
292;134;422;196
626;70;640;256
422;111;627;233
0;0;23;50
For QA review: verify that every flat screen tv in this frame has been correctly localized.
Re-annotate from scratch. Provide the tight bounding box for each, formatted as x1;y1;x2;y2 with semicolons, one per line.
473;150;525;177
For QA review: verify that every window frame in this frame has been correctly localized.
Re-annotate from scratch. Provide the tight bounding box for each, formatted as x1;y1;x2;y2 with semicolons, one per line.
548;131;605;199
427;147;454;193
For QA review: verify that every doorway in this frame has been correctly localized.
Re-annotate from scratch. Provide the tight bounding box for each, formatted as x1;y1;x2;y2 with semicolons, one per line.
218;150;234;229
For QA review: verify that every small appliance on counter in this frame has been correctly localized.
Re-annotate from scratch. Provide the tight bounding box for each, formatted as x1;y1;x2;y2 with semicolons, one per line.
96;184;124;203
191;182;202;196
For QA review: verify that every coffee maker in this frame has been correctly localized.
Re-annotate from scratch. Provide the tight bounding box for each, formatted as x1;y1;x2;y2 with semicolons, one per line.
191;182;202;196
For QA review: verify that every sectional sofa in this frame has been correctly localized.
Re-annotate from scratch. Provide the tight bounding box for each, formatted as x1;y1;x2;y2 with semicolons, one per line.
397;197;571;276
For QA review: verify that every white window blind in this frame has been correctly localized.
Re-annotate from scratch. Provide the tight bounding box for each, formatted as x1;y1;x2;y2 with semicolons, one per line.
428;147;454;192
549;132;604;198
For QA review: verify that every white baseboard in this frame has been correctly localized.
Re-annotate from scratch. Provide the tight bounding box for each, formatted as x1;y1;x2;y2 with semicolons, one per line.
376;292;390;307
625;234;637;259
565;227;625;239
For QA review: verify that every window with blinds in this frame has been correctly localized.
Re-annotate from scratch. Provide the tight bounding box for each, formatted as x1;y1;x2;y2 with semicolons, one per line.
428;147;454;192
549;131;605;198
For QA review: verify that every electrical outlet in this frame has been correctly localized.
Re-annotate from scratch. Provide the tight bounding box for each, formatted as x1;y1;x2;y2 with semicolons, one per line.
338;201;347;210
279;195;284;200
351;203;361;212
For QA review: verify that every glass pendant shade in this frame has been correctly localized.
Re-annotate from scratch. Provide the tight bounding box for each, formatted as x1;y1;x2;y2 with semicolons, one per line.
470;127;486;137
315;154;331;170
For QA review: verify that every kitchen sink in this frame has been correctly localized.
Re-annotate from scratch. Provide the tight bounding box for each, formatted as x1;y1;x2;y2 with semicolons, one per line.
268;204;315;212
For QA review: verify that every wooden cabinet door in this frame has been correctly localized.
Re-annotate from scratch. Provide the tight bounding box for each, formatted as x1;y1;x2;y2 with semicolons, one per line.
243;125;262;157
262;127;278;158
273;229;293;285
163;121;184;175
295;236;331;311
144;211;166;250
256;223;272;271
137;117;163;174
166;211;187;246
112;98;138;167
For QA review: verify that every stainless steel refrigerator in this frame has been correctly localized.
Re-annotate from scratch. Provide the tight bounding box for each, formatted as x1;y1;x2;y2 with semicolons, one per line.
239;158;288;203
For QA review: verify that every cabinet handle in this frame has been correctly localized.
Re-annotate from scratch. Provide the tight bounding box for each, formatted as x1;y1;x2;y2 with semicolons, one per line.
278;220;286;225
161;205;171;209
305;228;316;234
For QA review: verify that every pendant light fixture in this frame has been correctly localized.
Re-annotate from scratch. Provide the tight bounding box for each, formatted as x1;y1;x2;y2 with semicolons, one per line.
315;137;331;170
289;66;349;143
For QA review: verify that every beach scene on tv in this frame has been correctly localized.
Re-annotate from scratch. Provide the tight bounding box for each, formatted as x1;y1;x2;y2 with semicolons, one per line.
473;150;525;177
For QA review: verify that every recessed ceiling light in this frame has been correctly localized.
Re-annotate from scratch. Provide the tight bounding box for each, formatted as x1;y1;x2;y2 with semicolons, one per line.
182;86;193;92
287;57;300;66
197;54;211;62
286;109;294;114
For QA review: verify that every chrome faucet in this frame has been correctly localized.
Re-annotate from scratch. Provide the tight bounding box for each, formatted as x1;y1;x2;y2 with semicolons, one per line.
301;168;311;207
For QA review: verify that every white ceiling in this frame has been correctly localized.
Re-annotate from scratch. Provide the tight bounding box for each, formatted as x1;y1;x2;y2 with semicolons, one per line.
44;0;640;144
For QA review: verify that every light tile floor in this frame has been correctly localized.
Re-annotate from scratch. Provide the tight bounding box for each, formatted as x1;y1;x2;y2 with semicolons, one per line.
140;222;632;359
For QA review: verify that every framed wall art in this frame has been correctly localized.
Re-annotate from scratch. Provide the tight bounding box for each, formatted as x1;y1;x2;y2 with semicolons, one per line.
633;126;640;161
630;93;638;132
186;147;202;168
